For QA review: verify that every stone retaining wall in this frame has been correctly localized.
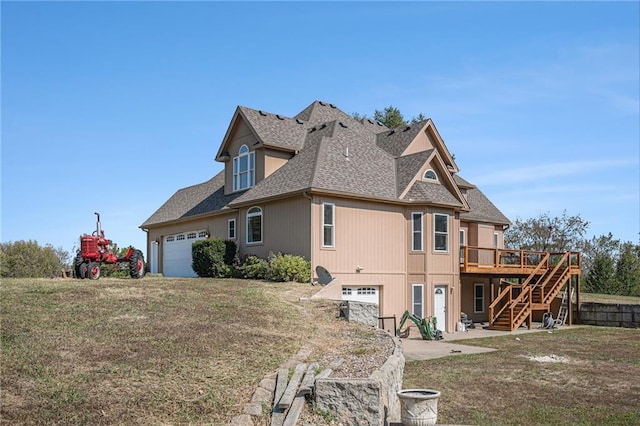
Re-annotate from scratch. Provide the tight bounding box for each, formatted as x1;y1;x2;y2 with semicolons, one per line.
339;300;379;327
580;303;640;328
315;333;404;426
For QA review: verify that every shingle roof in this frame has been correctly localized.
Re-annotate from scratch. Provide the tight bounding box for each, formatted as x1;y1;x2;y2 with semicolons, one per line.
142;101;508;228
141;171;242;227
376;121;428;157
403;180;465;207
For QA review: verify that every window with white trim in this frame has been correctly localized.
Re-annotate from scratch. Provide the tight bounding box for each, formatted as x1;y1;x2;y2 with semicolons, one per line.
247;207;262;244
176;234;185;241
412;284;424;318
460;229;466;263
357;287;376;295
493;232;499;248
412;212;423;251
322;203;335;248
342;287;352;296
434;214;449;252
187;232;197;239
166;236;175;242
474;283;485;313
198;231;208;238
228;219;236;239
423;169;438;181
233;145;255;191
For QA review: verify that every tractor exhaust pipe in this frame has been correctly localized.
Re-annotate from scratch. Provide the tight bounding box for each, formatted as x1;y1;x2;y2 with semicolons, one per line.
94;212;101;237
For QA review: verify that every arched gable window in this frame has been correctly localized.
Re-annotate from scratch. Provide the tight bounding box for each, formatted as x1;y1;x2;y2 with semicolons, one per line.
423;169;438;181
247;207;263;244
233;145;255;191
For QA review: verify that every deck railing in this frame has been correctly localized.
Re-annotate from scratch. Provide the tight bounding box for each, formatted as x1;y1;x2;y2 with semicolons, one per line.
461;247;581;274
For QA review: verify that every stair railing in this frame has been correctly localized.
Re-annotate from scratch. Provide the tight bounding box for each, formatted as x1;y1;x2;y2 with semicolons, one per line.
534;252;571;304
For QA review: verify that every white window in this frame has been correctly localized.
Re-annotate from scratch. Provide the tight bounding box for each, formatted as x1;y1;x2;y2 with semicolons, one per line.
198;231;208;238
233;145;255;192
434;214;449;252
357;287;376;295
187;232;197;239
247;207;262;244
166;236;175;243
460;229;466;263
412;212;423;251
322;203;335;248
494;232;500;248
412;284;424;318
228;219;236;239
423;169;438;181
176;234;185;241
342;287;352;296
475;283;485;313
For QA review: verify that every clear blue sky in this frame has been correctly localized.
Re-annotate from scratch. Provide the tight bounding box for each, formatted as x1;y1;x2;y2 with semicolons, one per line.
2;1;639;259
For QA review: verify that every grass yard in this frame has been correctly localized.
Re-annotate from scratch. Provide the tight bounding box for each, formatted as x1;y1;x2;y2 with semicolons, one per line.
0;277;322;425
404;326;640;425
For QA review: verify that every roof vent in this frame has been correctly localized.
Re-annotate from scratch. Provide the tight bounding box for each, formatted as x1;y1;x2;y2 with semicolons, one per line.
403;126;411;132
329;103;336;108
296;118;304;125
318;101;326;106
339;122;347;128
376;121;384;126
367;119;374;124
258;110;267;116
320;123;327;129
388;130;395;136
276;114;285;120
309;126;317;133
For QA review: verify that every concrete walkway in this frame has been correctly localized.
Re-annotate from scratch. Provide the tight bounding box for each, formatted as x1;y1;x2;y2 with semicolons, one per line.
401;324;552;361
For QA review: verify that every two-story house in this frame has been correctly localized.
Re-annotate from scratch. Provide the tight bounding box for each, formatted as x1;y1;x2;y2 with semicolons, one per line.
141;101;580;333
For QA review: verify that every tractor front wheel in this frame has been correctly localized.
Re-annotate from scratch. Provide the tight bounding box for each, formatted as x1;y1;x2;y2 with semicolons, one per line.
88;262;101;280
129;250;146;279
78;262;88;279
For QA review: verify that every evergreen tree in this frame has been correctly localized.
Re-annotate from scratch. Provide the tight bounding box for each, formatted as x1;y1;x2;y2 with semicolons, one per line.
584;253;618;294
615;242;640;296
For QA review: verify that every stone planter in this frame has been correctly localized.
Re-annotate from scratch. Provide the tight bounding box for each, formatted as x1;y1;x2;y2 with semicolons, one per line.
397;389;441;426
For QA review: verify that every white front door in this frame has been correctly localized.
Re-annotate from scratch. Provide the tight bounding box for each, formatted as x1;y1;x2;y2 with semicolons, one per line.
434;285;447;331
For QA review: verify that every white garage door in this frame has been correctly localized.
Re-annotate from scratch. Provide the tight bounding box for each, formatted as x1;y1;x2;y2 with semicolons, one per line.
163;231;207;277
342;286;379;305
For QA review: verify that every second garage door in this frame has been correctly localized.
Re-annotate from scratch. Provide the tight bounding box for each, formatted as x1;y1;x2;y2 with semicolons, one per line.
341;286;379;305
163;231;207;277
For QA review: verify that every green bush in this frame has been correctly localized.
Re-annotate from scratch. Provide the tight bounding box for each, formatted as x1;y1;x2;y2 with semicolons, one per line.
223;240;237;266
237;255;269;280
192;239;227;278
267;252;311;283
0;240;69;278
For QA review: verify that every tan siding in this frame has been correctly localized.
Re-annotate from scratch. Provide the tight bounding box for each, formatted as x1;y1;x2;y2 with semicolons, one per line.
237;196;311;259
426;208;457;275
264;149;292;178
402;129;435;156
461;277;491;323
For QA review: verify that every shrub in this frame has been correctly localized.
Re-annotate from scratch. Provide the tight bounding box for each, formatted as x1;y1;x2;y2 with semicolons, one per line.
192;239;227;278
237;255;269;280
223;240;237;266
0;240;69;278
267;252;311;283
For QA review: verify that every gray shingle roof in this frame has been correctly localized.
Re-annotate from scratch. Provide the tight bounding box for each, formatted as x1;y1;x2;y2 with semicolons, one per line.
403;180;464;207
142;101;508;228
376;121;428;157
141;171;242;227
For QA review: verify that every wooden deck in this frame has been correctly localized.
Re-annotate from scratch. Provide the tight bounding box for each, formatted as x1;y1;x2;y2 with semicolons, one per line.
460;247;581;276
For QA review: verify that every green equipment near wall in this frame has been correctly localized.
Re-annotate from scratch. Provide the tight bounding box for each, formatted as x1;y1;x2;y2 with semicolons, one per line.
397;310;440;340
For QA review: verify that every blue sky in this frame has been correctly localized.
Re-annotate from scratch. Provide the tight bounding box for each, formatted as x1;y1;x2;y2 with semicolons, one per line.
2;1;639;258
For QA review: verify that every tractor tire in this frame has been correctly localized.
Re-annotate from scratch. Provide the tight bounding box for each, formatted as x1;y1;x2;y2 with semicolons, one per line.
129;250;146;279
74;255;85;279
78;262;88;280
88;262;101;280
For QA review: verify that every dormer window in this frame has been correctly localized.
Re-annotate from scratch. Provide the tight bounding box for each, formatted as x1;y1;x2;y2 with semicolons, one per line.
233;145;255;191
423;169;437;181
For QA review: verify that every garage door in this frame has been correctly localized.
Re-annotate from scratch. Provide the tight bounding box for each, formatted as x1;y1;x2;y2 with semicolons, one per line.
163;231;207;277
341;286;379;305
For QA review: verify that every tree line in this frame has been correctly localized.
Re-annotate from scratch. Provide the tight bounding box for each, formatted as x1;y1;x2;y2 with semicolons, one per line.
505;211;639;297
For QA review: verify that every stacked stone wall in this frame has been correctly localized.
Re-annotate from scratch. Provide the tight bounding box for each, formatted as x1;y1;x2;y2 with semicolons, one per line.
580;303;640;328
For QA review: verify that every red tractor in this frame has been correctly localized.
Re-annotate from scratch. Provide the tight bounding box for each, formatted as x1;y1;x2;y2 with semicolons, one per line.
74;212;146;280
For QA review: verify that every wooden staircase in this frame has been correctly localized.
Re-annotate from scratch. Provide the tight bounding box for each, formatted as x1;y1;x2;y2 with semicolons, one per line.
489;251;576;331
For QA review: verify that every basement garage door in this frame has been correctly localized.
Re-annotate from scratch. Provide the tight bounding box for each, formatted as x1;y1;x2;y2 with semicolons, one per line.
341;286;379;305
163;231;207;277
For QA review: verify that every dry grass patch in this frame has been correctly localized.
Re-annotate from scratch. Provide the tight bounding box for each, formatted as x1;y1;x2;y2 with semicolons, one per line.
0;277;325;425
403;326;640;425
